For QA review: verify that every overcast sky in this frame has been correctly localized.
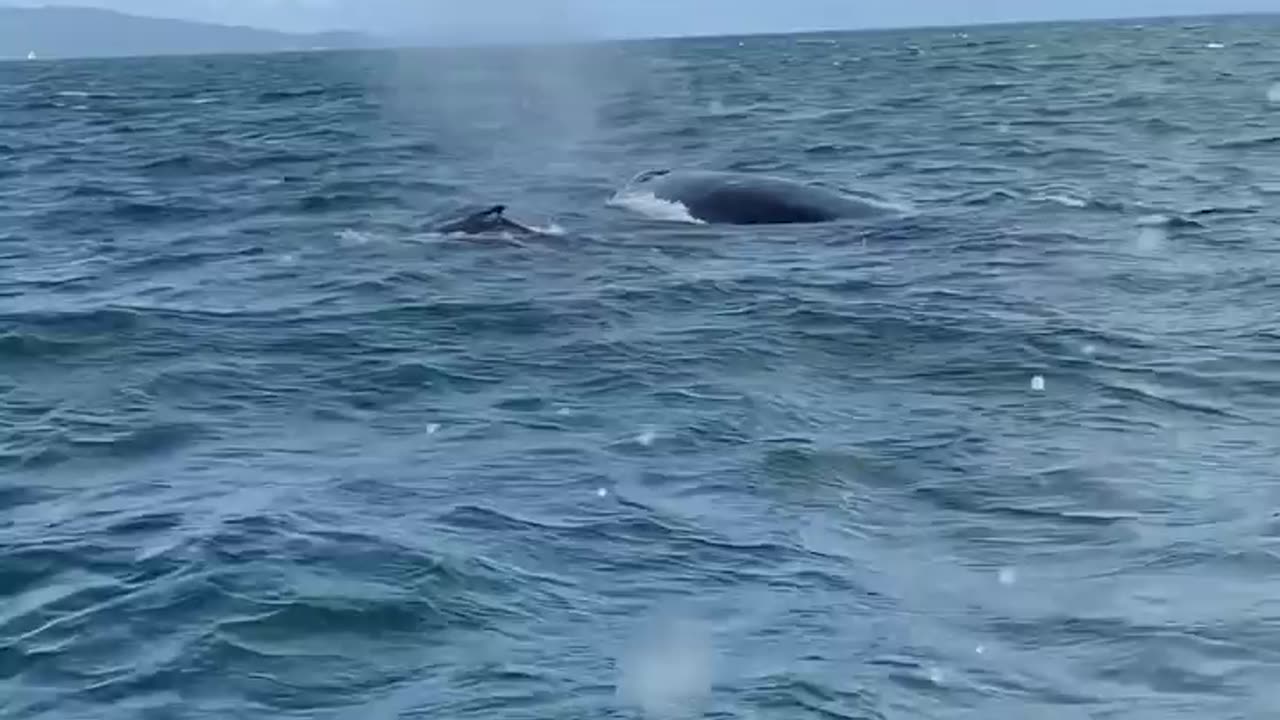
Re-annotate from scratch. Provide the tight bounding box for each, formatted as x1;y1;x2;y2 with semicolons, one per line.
10;0;1277;37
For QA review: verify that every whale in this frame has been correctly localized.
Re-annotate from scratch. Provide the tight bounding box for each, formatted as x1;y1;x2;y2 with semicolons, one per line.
614;169;898;225
431;204;544;237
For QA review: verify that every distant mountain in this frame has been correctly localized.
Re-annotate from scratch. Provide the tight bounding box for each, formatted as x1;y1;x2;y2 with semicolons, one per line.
0;5;385;60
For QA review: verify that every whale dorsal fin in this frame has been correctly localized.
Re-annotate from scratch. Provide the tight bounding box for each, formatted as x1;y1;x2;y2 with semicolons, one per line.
477;204;506;219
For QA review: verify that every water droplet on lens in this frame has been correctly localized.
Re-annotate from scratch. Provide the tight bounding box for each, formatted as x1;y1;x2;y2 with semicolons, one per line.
617;616;713;718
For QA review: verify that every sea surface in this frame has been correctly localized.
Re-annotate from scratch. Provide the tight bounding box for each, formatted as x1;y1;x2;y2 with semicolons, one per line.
4;13;1280;720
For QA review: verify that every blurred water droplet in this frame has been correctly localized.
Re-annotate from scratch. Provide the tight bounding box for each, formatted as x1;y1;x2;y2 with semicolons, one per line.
637;430;656;446
928;667;946;685
597;487;608;498
1082;344;1096;356
617;616;712;719
999;567;1018;585
425;423;440;435
1136;225;1167;252
1268;83;1280;104
975;645;986;654
1030;375;1045;391
1135;215;1168;252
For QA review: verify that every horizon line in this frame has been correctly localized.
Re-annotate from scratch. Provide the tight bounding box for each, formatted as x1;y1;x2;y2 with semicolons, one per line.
8;3;1280;38
4;5;1278;62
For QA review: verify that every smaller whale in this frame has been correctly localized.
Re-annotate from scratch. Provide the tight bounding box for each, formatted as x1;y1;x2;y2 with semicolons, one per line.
432;205;544;237
616;169;899;225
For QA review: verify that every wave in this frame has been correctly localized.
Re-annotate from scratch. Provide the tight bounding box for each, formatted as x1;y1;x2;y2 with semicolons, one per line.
257;87;329;102
1209;134;1280;149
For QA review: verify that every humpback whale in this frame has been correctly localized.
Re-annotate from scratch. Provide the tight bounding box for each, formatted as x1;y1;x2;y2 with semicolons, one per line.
614;169;898;225
432;205;544;237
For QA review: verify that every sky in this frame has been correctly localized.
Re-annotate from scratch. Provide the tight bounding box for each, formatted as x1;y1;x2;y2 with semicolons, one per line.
8;0;1278;38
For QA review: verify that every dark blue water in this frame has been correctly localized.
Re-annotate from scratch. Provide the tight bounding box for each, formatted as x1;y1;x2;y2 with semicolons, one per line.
4;14;1280;719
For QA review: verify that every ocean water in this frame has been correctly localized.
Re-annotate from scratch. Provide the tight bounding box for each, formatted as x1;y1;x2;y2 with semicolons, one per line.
4;13;1280;719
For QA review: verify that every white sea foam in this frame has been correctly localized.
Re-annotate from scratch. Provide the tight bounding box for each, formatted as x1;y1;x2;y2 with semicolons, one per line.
606;190;704;225
336;228;375;244
1036;194;1087;208
528;222;567;236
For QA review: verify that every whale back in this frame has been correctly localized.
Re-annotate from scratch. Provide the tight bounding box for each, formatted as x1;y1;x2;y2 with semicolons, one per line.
636;170;889;225
434;204;541;236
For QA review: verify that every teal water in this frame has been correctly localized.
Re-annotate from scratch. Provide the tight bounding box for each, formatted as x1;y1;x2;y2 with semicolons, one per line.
3;14;1280;719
